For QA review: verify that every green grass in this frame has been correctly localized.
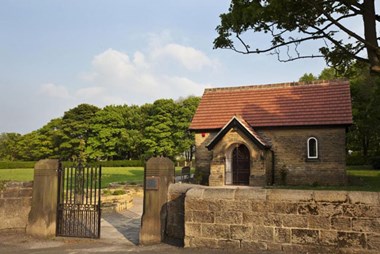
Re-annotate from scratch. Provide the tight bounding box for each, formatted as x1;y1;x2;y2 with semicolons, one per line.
0;166;378;191
0;168;34;181
101;167;144;188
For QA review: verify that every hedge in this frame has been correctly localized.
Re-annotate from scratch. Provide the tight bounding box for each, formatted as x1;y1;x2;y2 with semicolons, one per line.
0;161;36;169
0;160;144;169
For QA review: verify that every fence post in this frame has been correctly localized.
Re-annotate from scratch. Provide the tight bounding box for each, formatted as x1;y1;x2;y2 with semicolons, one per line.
26;159;59;237
140;156;174;245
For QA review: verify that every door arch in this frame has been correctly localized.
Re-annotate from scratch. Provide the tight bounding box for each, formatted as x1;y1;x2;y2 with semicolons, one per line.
231;144;250;185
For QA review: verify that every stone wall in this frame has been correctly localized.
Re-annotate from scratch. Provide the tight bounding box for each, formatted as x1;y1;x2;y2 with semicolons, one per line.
0;181;33;231
194;126;347;186
194;132;215;185
184;187;380;254
264;126;347;186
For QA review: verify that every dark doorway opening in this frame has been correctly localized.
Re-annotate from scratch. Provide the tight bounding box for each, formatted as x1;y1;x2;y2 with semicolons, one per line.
232;144;250;185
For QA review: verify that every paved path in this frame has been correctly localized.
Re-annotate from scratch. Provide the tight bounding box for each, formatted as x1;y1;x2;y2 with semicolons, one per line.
101;196;143;245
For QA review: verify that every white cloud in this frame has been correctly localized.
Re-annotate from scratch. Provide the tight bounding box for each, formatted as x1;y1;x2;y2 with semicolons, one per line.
152;43;216;71
40;83;71;99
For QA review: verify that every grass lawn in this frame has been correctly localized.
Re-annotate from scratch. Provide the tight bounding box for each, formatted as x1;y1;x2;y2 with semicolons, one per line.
0;167;378;191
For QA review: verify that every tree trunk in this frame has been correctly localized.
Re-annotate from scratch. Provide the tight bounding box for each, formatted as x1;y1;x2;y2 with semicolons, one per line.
362;0;380;74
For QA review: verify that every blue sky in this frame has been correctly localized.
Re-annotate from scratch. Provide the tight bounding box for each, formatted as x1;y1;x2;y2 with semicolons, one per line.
0;0;327;134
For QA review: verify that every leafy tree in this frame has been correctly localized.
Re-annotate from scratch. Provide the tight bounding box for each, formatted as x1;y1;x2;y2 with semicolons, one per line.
299;73;318;82
214;0;380;75
348;65;380;157
174;96;201;162
0;133;21;160
142;99;177;159
58;104;100;160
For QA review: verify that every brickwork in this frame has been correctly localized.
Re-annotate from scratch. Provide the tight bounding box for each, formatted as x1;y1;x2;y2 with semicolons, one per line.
184;187;380;253
194;132;215;185
0;182;33;231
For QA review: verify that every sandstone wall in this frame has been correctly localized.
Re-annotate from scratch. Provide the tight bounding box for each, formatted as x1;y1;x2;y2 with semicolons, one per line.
0;182;33;231
263;127;347;186
184;187;380;254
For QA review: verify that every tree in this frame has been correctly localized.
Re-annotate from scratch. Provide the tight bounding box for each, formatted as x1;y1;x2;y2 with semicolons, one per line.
214;0;380;75
0;133;21;160
299;73;318;82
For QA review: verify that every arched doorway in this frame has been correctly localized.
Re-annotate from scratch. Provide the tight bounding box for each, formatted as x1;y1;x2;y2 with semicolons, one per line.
232;144;250;185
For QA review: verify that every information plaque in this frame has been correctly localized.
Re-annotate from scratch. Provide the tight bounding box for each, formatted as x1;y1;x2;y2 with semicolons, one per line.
145;176;159;190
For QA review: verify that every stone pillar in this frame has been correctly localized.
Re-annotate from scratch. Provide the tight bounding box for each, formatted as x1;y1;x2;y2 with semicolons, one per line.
26;159;59;238
140;157;174;245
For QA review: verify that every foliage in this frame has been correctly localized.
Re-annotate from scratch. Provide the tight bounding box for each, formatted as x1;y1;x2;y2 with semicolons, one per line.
299;63;380;158
215;0;380;75
299;73;317;82
346;154;368;166
0;96;200;162
370;156;380;170
0;161;35;169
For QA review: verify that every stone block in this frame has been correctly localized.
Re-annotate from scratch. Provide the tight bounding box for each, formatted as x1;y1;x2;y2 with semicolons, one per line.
217;239;240;249
185;223;201;237
3;189;19;198
253;226;274;241
243;213;265;226
281;214;308;228
202;189;235;200
251;201;271;213
231;225;253;240
272;202;298;214
352;218;380;233
185;211;193;222
291;229;319;244
331;217;352;231
337;232;366;249
263;214;282;227
185;188;204;200
318;203;343;216
241;241;268;250
267;189;313;202
274;227;291;243
308;216;331;230
208;200;230;212
297;202;319;215
190;237;218;248
367;233;380;250
215;211;243;224
343;204;380;218
185;199;209;211
201;224;230;239
226;200;252;212
234;188;266;201
192;211;214;223
349;192;380;205
314;190;348;203
320;230;338;246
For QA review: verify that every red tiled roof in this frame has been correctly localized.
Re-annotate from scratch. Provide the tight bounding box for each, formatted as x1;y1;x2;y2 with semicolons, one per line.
189;80;352;130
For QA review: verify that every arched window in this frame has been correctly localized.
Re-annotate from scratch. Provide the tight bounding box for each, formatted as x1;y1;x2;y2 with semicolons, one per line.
307;137;318;159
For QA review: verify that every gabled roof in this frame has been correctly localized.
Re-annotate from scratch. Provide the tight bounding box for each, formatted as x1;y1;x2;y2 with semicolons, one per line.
189;80;352;130
206;116;270;150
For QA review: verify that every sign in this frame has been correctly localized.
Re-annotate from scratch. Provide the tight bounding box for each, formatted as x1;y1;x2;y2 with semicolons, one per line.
145;176;159;190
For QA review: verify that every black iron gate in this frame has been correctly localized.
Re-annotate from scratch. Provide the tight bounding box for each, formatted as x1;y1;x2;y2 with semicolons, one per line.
56;162;102;238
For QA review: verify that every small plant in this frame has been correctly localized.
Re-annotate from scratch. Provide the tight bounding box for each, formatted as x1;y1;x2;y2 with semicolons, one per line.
102;189;112;196
112;189;126;195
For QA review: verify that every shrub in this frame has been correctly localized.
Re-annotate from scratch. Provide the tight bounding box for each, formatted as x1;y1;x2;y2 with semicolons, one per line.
370;156;380;170
346;154;368;166
112;189;126;195
0;161;36;169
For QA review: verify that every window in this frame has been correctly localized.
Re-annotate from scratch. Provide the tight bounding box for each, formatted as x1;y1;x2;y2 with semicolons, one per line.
307;137;318;159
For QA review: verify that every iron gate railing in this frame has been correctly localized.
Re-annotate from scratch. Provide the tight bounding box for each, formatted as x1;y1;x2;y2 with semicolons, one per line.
56;162;102;238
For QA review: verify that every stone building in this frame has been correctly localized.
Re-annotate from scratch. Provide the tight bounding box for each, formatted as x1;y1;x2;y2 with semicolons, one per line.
189;80;352;186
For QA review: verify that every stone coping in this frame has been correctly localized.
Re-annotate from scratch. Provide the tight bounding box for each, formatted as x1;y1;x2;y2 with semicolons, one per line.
180;184;380;205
